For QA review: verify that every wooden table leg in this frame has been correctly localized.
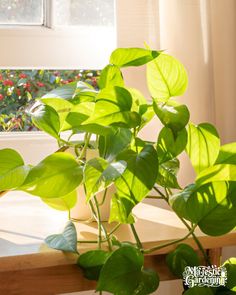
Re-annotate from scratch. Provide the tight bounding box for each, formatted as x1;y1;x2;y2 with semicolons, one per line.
207;248;222;266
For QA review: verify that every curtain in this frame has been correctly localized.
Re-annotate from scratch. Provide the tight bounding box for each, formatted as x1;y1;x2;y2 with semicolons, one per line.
117;0;236;185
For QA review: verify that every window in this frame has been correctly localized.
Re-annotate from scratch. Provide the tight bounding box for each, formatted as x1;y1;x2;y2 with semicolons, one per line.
0;0;116;68
0;0;44;25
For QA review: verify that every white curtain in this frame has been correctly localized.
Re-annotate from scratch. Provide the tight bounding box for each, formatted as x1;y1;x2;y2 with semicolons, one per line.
117;0;236;184
158;0;236;144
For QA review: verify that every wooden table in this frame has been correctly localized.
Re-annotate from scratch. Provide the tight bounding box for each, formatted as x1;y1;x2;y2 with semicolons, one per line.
0;192;235;295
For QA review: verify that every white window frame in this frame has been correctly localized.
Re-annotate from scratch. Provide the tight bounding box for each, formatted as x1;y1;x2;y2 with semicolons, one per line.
0;0;117;69
0;0;160;162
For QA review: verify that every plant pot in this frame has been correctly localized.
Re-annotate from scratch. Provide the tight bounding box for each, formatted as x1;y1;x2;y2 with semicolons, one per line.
68;148;114;222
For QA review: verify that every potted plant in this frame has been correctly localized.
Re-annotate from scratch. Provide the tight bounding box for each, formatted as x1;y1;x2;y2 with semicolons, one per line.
0;47;235;294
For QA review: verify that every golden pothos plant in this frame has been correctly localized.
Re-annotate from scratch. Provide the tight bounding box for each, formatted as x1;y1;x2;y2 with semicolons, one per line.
0;47;235;294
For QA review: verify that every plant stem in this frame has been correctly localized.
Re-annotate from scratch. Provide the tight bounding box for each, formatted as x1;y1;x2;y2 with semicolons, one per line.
158;187;211;265
93;197;102;249
130;224;143;250
146;195;166;200
98;188;108;206
153;186;168;201
179;216;211;265
78;133;92;160
108;223;121;236
90;198;113;252
144;225;197;254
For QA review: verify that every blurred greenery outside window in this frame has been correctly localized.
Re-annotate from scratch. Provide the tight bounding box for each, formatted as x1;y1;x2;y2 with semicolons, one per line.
0;70;100;131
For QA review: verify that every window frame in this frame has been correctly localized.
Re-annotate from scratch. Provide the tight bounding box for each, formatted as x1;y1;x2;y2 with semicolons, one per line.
0;0;117;69
0;0;160;163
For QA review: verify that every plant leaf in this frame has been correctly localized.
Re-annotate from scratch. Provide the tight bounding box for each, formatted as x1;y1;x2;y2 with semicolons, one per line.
45;221;78;253
196;164;236;186
153;100;190;132
186;123;220;174
30;103;60;139
166;244;200;278
41;98;73;131
156;159;181;189
41;190;77;211
83;86;141;128
157;127;187;163
98;127;132;162
223;257;236;291
97;245;159;294
110;48;159;67
0;149;30;191
170;182;236;236
115;145;159;204
21;153;83;198
109;194;135;224
84;157;127;201
42;82;77;99
147;53;188;100
78;250;110;280
215;142;236;165
98;64;124;89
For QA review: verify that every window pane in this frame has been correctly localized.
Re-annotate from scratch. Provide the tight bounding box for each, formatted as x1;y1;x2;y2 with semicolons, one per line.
54;0;115;27
0;0;43;25
0;70;100;132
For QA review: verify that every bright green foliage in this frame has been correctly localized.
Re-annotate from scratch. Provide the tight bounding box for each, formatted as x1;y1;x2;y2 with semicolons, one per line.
30;104;60;139
147;53;188;100
41;190;77;211
186;123;220;174
156;158;181;189
223;258;236;291
115;145;159;204
110;48;159;67
170;182;236;235
166;244;200;277
97;245;159;294
98;127;132;161
98;65;124;89
45;221;78;253
21;153;83;198
84;157;126;201
83;86;141;128
216;142;236;165
78;250;110;280
0;149;30;191
109;194;135;224
157;127;187;163
2;46;236;295
153;100;190;132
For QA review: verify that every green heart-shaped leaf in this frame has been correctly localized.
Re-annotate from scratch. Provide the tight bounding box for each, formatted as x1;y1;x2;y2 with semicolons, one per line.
45;221;78;253
83;86;141;128
157;127;187;163
78;250;110;280
186;123;220;174
170;182;236;236
115;145;159;204
98;64;124;89
0;149;30;191
153;100;190;132
110;48;159;67
84;157;126;201
147;53;188;100
41;190;77;211
166;244;200;278
21;153;83;198
97;245;159;294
